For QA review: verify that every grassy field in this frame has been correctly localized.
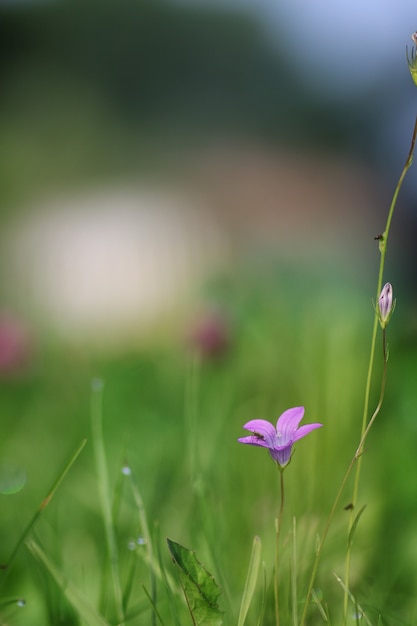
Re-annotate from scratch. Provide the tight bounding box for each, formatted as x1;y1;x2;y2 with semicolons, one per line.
1;258;416;626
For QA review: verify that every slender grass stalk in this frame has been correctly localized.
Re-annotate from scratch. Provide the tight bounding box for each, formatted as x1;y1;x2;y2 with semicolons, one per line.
311;588;329;623
0;597;25;608
27;539;111;626
291;517;298;626
90;378;125;626
154;523;182;626
343;329;388;622
184;351;200;484
238;536;262;626
142;584;166;626
0;438;86;588
122;540;138;615
343;115;417;622
256;564;267;626
274;469;285;626
333;572;373;626
184;352;234;615
98;458;129;615
128;474;157;626
299;115;417;626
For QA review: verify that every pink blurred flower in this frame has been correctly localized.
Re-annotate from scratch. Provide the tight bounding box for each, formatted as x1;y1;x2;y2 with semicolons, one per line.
188;309;230;358
0;313;32;376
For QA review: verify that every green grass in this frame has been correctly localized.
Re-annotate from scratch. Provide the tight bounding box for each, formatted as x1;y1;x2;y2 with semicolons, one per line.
0;266;416;625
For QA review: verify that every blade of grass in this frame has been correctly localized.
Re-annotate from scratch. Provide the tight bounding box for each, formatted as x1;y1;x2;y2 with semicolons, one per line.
122;540;138;614
127;466;157;626
290;517;298;626
154;522;182;626
238;536;262;626
333;572;373;626
185;352;200;484
0;597;25;608
27;539;111;626
184;355;233;615
100;459;130;615
311;589;328;623
142;584;166;626
256;563;267;626
123;599;152;623
91;378;124;626
0;438;87;588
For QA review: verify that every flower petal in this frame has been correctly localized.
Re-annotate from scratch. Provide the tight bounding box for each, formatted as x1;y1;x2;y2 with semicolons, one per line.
238;435;270;448
242;419;276;445
292;423;322;442
276;407;305;439
269;445;293;467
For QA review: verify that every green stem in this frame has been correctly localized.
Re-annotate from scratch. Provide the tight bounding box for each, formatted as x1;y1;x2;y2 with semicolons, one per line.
91;379;125;626
0;438;87;588
351;115;417;510
343;328;388;622
129;474;157;626
274;468;285;626
342;114;417;621
299;114;417;626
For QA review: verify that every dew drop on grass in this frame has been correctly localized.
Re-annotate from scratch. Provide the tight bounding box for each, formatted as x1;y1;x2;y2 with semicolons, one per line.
0;463;26;495
127;540;136;551
91;378;104;392
121;465;132;476
17;599;25;608
137;537;147;545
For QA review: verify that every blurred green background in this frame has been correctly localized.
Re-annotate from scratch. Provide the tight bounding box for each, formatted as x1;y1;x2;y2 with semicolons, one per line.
1;1;417;624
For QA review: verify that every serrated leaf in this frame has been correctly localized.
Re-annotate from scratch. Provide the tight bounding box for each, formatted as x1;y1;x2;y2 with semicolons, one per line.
167;539;224;626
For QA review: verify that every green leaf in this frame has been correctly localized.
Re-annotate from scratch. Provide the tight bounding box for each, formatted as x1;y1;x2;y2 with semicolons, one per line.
347;504;367;548
167;539;224;626
238;536;261;626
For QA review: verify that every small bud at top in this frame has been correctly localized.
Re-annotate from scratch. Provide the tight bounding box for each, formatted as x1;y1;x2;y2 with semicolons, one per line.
407;33;417;87
378;282;394;328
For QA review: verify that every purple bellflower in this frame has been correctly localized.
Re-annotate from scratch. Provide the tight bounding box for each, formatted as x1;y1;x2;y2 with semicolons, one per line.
238;406;322;468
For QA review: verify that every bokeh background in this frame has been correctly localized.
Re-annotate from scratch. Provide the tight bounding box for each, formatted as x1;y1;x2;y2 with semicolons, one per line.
1;0;417;624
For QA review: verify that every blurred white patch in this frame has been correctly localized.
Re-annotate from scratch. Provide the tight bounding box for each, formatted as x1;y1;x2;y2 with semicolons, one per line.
2;187;229;345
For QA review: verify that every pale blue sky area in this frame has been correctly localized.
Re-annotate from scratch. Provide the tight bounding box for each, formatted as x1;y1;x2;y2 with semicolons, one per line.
175;0;417;178
177;0;416;95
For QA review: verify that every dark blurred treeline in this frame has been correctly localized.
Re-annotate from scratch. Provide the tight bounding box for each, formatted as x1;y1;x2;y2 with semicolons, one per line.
0;0;368;150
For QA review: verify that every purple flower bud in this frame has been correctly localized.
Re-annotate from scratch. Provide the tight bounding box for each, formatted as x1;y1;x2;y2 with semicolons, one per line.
378;282;394;328
407;33;417;87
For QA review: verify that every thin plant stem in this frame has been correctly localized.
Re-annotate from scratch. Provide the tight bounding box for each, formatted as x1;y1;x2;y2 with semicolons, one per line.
291;516;298;626
185;351;200;484
129;472;157;626
299;115;417;626
342;114;417;621
343;328;388;621
274;468;285;626
0;438;87;588
91;378;125;626
299;339;386;626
